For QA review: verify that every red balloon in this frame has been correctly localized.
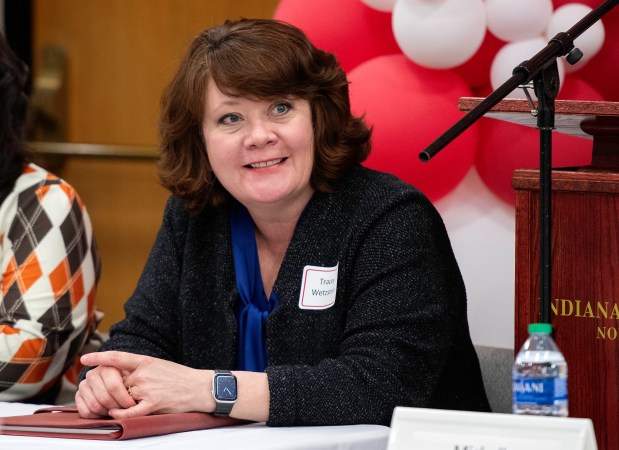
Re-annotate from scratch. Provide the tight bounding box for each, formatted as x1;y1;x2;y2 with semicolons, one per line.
575;6;619;101
273;0;401;72
558;74;605;101
452;31;506;92
476;76;603;205
552;0;601;8
348;55;478;202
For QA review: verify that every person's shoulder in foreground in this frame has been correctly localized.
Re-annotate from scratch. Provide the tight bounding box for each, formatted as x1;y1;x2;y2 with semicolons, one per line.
0;30;102;402
0;162;101;402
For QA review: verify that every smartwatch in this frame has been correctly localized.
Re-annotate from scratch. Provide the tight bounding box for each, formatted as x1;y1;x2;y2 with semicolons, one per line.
212;370;237;416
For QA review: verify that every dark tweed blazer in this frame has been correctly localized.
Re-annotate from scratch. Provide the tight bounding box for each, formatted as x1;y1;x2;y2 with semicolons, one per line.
89;166;490;426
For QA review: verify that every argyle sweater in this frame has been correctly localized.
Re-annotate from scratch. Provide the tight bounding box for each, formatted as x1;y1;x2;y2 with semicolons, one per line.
93;166;490;425
0;163;100;402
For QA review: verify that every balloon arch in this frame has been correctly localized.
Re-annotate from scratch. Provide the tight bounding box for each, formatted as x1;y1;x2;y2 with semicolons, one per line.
274;0;618;205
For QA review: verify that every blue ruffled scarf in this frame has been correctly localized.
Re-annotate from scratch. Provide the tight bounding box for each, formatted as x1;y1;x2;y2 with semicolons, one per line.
230;205;280;372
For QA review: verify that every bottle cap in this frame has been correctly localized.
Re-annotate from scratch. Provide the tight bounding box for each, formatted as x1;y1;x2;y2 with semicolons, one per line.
528;323;552;334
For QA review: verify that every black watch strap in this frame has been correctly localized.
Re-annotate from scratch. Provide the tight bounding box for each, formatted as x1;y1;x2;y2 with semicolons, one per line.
212;370;237;416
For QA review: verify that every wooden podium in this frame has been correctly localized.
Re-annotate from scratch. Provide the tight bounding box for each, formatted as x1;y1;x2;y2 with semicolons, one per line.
460;98;619;450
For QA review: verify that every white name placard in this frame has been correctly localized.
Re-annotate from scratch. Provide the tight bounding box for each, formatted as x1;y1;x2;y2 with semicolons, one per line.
388;407;597;450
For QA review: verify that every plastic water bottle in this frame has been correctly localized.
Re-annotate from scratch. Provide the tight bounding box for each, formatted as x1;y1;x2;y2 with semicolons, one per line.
512;323;568;416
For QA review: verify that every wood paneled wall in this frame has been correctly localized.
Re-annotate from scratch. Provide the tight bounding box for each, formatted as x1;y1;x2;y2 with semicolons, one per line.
32;0;279;330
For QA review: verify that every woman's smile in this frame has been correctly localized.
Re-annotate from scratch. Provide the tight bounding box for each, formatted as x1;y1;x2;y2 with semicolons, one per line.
245;157;288;169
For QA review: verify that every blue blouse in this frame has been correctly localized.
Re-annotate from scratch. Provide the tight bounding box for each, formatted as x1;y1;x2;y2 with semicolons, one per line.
230;205;279;372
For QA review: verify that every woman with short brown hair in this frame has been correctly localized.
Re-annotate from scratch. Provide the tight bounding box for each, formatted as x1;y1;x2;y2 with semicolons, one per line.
77;18;489;426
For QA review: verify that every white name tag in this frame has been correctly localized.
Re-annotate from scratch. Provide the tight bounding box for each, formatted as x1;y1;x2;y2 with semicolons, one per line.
298;264;338;310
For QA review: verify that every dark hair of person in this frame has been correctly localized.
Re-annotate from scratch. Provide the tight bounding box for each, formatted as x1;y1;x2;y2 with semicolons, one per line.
0;32;32;204
158;18;372;211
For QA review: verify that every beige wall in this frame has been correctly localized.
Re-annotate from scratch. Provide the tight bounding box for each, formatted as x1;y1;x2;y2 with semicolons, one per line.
32;0;279;330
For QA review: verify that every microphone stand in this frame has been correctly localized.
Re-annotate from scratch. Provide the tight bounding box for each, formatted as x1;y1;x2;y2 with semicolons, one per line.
420;0;618;324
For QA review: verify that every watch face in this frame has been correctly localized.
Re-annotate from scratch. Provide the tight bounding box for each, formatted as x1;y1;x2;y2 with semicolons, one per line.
215;374;237;401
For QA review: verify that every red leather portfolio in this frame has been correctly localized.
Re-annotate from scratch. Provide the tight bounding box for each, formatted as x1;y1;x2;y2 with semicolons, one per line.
0;406;245;440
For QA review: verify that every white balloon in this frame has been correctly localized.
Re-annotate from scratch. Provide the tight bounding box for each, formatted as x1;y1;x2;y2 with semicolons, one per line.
546;4;605;73
490;38;565;99
486;0;553;42
361;0;398;13
391;0;487;69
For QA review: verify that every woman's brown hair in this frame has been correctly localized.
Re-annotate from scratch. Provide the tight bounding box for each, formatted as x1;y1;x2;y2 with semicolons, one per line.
158;18;371;211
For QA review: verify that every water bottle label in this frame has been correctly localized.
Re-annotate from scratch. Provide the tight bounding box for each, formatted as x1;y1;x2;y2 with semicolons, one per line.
513;377;568;404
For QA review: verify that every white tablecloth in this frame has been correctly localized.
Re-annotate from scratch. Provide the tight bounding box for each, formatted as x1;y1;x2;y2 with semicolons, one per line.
0;402;389;450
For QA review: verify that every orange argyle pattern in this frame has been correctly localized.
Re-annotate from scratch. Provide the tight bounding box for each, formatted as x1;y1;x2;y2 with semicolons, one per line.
0;164;101;401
